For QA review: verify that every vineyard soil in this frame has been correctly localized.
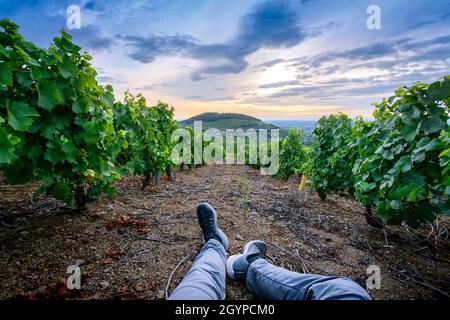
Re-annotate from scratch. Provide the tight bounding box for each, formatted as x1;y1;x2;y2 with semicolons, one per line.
0;165;449;299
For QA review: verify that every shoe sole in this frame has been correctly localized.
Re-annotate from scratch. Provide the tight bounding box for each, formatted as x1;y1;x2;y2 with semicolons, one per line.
226;240;264;279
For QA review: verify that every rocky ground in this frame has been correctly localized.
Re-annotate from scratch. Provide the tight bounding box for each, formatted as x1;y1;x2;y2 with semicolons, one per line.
0;165;449;300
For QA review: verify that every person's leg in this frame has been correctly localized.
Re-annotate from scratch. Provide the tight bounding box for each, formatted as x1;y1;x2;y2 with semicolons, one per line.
227;240;370;300
169;239;227;300
169;203;229;300
246;259;371;300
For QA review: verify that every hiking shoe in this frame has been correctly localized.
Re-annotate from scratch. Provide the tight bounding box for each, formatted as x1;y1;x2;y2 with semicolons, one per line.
197;203;229;250
226;240;267;280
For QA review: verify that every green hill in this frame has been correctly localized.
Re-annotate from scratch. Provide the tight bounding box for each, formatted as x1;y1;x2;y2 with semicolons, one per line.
179;112;279;131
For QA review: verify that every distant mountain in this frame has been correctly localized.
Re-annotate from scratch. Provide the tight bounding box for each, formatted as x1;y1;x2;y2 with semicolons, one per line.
265;120;317;132
179;112;279;131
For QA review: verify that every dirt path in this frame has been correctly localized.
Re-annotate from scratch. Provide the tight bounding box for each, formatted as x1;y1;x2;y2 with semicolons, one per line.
0;165;449;299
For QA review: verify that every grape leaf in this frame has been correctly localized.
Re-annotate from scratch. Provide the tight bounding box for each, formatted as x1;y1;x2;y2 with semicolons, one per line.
7;101;40;131
38;83;64;110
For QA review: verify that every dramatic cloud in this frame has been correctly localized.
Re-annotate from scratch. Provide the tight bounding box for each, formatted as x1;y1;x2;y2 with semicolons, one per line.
118;34;197;63
119;1;307;80
96;75;127;84
255;33;450;104
70;25;114;50
189;1;306;80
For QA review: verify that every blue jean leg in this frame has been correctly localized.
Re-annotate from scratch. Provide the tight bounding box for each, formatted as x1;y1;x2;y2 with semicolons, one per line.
246;259;371;300
168;239;227;300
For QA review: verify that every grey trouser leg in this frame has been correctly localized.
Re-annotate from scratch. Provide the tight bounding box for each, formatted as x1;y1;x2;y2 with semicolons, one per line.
169;239;227;300
246;259;371;300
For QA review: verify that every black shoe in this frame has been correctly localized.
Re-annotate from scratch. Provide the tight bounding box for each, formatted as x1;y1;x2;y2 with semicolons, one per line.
197;203;229;250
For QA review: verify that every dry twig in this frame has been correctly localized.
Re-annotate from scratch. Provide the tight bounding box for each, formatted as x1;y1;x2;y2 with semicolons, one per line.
165;251;194;299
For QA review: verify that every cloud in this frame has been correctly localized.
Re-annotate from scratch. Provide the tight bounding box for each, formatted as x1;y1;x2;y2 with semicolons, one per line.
70;25;114;50
408;11;450;30
400;34;450;51
82;0;106;11
309;42;399;67
254;58;288;69
119;1;308;80
259;80;298;89
190;1;306;80
183;95;234;101
191;58;248;81
118;33;197;63
236;1;305;50
96;76;127;84
135;84;155;91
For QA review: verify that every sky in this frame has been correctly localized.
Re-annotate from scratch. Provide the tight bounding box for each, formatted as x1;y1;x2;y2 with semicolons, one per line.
1;0;450;120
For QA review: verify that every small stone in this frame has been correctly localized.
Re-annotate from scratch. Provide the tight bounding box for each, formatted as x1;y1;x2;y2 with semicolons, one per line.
100;281;109;289
84;230;95;236
157;290;165;299
235;234;244;241
105;204;114;211
19;231;30;238
65;239;75;245
38;285;47;294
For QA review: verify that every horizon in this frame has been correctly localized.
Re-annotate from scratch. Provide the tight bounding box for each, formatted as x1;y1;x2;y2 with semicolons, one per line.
2;0;449;119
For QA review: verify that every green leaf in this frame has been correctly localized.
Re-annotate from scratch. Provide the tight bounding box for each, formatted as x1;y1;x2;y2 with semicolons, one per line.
407;187;420;202
421;119;445;134
38;83;64;111
72;97;89;114
60;139;77;163
59;55;78;79
413;151;426;163
390;200;400;210
0;45;10;58
395;155;412;173
0;64;13;86
52;182;71;201
7;101;40;131
382;149;394;160
31;67;45;81
15;72;33;87
402;124;419;142
44;144;65;164
0;128;16;164
13;45;41;67
101;92;115;107
439;148;450;158
428;80;450;100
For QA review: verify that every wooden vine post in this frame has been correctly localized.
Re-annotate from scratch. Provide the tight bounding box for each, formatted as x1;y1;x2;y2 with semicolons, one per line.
299;175;308;191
